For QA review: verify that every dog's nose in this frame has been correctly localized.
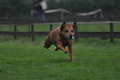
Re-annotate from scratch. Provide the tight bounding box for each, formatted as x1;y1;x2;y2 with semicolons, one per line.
70;35;72;38
70;35;74;39
69;35;74;39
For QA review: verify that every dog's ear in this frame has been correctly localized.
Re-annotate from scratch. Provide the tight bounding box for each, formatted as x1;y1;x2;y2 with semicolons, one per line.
60;22;66;31
73;22;76;30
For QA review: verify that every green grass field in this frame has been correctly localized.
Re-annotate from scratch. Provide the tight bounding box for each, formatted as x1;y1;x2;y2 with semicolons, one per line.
0;23;120;80
0;35;120;80
0;23;120;32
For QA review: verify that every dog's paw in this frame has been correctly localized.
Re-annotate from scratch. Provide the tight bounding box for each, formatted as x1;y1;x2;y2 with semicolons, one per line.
54;47;59;51
43;45;48;49
43;45;46;48
64;51;69;53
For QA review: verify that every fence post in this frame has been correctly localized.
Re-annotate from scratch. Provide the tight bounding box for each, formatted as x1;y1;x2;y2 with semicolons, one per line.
74;18;78;42
14;22;17;40
49;20;53;31
75;23;78;42
50;24;53;31
109;16;114;43
31;20;35;41
28;18;31;38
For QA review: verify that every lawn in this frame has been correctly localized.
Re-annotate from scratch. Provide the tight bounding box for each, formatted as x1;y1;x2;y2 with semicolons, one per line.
0;36;120;80
0;22;120;32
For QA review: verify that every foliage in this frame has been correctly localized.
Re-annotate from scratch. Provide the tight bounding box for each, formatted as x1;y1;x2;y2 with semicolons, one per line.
47;0;120;14
0;0;120;17
0;0;34;17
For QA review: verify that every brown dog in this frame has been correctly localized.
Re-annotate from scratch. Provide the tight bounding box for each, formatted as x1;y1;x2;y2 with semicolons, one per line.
43;22;76;61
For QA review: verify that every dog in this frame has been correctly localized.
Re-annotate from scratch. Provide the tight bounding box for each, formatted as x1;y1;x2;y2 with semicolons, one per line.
43;22;76;61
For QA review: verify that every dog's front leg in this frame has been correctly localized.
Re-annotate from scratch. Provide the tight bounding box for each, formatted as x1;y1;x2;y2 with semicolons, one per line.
68;42;74;61
57;44;69;53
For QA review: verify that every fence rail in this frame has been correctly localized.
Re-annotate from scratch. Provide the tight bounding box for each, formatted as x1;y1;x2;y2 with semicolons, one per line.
0;16;120;42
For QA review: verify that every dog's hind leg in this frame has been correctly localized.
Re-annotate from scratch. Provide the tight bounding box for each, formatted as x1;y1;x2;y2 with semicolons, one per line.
43;36;52;49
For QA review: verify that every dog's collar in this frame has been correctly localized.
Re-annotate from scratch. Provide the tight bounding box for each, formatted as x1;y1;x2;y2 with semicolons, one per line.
59;34;68;40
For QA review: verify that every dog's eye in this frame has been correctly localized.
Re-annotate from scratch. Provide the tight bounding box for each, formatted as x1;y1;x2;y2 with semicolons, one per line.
71;30;74;32
65;30;69;33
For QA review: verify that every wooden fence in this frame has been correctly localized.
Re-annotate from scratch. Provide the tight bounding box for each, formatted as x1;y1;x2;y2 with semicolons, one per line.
0;16;120;42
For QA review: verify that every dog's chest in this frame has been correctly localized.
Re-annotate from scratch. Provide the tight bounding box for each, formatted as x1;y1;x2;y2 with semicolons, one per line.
61;40;69;46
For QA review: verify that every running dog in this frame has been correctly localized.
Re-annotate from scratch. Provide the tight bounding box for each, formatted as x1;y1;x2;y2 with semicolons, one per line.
44;22;76;61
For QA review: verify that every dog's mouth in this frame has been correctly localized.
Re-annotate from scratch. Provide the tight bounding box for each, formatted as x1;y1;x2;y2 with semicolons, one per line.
65;35;74;40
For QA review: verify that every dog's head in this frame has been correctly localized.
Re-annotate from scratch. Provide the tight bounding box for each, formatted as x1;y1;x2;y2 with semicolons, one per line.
60;22;76;40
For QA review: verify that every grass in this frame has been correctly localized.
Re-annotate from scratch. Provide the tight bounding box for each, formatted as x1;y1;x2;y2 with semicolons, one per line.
0;22;120;80
0;23;120;32
78;23;120;32
0;35;120;80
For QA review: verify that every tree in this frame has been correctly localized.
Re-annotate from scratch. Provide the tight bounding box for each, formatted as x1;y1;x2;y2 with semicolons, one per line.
0;0;120;17
0;0;34;17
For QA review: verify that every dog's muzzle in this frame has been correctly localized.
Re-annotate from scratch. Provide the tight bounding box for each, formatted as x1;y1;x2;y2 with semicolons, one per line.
65;34;74;40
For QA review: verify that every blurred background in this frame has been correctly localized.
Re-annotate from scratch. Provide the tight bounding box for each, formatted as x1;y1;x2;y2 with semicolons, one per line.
0;0;120;42
0;0;120;19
